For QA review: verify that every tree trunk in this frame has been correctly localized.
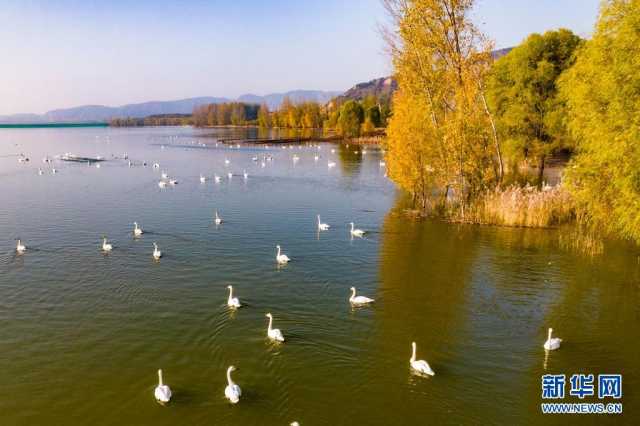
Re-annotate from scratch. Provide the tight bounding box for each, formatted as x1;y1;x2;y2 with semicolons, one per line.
537;154;546;188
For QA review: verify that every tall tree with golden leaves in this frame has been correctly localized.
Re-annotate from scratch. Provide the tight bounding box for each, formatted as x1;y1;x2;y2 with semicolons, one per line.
383;0;501;215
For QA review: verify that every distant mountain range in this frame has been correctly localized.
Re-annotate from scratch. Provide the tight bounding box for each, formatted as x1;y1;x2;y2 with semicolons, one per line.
0;90;341;124
1;50;514;125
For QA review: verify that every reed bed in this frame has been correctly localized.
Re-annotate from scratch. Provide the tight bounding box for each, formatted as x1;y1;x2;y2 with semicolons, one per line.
466;184;574;228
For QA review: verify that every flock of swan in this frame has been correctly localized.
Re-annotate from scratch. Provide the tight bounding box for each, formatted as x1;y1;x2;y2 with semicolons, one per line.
11;140;563;424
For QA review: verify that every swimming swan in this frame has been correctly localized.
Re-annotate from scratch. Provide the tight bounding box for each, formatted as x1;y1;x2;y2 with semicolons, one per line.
227;285;241;308
543;328;562;351
102;237;113;252
317;215;330;231
276;245;290;264
224;366;241;404
133;222;143;236
215;210;223;225
266;313;285;342
349;287;374;305
153;243;162;260
410;342;434;376
154;369;172;403
16;239;26;253
350;222;365;237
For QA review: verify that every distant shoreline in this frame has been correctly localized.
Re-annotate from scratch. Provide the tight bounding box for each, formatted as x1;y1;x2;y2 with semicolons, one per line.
0;122;108;128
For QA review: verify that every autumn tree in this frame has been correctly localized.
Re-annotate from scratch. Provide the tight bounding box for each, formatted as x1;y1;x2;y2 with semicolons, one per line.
258;103;271;127
487;29;582;185
560;0;640;242
383;0;502;213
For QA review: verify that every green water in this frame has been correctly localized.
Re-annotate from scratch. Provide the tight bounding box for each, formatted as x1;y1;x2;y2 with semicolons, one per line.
0;127;638;425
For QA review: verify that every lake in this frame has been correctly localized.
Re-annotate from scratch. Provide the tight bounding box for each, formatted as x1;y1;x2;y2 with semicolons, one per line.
0;126;637;425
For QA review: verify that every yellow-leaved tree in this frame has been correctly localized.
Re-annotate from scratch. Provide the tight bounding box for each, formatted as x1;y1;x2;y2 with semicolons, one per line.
383;0;502;216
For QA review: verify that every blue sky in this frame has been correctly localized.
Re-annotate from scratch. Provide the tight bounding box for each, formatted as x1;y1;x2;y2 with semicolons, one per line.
0;0;600;115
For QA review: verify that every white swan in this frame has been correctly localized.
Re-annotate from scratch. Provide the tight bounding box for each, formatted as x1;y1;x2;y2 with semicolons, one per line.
153;163;160;169
349;287;374;305
317;215;330;231
224;366;241;404
214;174;221;183
133;222;143;236
350;222;365;237
51;168;58;174
169;179;178;185
38;168;44;175
154;369;172;403
153;242;162;260
158;181;167;188
266;313;285;342
243;170;248;179
224;158;230;165
327;161;336;168
276;245;290;264
214;210;223;225
200;174;207;183
543;328;562;351
227;172;232;179
227;285;241;308
102;237;113;252
161;171;168;179
16;239;26;253
410;342;434;376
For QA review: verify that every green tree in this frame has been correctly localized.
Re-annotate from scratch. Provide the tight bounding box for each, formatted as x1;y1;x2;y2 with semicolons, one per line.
487;29;582;185
560;0;640;242
337;100;364;137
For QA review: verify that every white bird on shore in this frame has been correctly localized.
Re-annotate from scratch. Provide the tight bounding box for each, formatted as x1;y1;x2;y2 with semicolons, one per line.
266;313;285;342
214;174;221;183
224;366;242;404
153;242;162;260
200;174;207;183
227;172;232;179
38;168;44;175
154;369;172;404
317;215;330;231
161;171;168;179
102;237;113;252
543;328;562;351
51;168;58;174
227;285;241;308
276;244;290;264
349;287;374;305
153;163;160;169
16;239;26;253
169;179;178;185
243;170;248;179
158;181;167;188
350;222;366;237
133;222;143;236
410;342;435;376
215;210;223;225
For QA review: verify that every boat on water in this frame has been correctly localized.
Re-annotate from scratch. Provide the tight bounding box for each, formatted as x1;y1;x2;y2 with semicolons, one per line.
58;153;105;163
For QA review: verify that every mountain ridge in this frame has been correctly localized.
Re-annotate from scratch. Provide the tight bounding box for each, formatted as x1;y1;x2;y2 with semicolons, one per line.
0;90;341;124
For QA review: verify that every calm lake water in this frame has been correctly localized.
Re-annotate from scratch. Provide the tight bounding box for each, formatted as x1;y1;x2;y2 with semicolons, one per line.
0;127;638;425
